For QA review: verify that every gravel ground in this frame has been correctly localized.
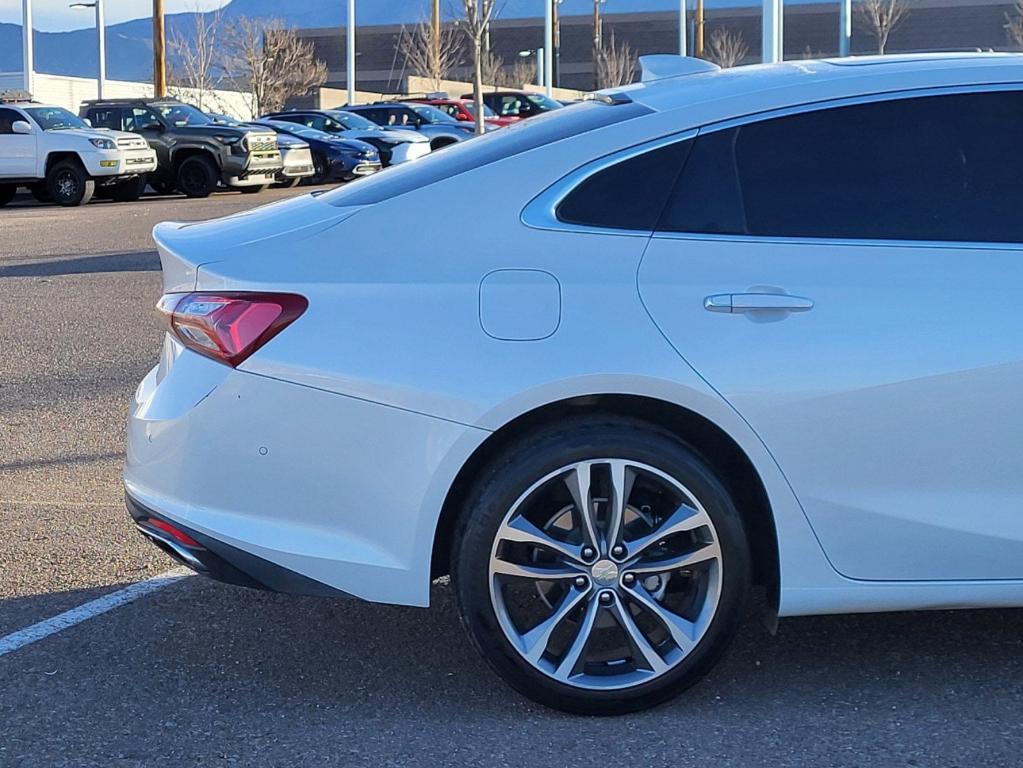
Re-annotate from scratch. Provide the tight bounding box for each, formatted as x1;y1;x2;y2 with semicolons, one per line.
1;189;1022;767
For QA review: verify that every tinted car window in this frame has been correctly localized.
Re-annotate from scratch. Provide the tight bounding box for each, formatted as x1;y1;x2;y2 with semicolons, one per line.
88;107;124;130
557;141;692;231
0;107;22;133
660;91;1023;244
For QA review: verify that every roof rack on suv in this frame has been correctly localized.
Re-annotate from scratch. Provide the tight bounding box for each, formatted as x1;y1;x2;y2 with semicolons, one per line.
0;89;36;104
80;97;182;106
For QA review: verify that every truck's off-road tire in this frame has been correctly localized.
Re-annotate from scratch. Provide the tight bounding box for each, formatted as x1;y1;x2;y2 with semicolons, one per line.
452;417;751;715
111;175;147;203
275;177;303;189
29;183;52;203
239;184;268;194
47;160;95;207
175;155;218;198
149;179;176;196
0;185;16;207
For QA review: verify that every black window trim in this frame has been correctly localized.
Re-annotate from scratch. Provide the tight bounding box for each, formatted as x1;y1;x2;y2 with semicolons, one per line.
655;81;1023;250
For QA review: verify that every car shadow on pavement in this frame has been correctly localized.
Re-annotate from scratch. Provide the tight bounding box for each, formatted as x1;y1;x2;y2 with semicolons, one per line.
0;251;160;278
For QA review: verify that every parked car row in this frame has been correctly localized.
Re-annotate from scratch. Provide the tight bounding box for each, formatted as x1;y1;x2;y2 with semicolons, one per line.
0;88;563;208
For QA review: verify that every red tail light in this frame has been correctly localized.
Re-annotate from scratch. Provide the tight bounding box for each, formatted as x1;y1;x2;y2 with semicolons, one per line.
157;292;308;367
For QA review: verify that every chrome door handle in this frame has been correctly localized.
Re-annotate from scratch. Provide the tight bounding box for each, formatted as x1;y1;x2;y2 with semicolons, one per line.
704;293;815;314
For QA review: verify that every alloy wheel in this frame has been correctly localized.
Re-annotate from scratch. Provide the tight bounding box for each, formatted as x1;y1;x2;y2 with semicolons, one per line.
488;459;722;691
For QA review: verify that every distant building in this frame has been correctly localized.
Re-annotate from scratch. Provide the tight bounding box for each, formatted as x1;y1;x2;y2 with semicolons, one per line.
297;0;1021;94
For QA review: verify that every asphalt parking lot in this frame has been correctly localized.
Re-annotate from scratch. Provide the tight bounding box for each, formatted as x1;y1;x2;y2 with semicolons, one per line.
2;189;1022;768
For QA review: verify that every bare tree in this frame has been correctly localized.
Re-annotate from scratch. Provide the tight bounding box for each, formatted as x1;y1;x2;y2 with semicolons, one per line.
398;20;462;92
855;0;911;55
480;49;506;88
595;32;636;89
705;27;748;68
168;6;222;111
1006;0;1023;49
506;55;537;88
459;0;500;134
220;16;328;115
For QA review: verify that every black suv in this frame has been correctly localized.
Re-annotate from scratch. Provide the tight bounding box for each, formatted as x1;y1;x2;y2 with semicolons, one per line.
80;99;282;197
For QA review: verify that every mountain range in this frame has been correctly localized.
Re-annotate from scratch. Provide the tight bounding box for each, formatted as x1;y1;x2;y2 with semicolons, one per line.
0;0;754;82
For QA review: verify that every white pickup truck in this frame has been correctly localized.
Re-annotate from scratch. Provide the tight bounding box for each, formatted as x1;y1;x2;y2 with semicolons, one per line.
0;91;158;207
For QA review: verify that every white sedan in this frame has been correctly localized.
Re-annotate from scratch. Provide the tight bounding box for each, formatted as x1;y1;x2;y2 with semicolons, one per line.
127;53;1023;714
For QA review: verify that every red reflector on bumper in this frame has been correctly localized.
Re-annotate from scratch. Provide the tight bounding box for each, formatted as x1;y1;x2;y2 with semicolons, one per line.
146;518;202;548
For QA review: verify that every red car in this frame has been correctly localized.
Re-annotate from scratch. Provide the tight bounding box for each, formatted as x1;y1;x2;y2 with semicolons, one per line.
407;97;520;128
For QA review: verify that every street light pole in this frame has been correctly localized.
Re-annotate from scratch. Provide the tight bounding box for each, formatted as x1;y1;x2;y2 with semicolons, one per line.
346;0;356;105
839;0;851;56
592;0;605;90
70;0;105;99
153;0;166;97
544;0;553;96
762;0;783;63
22;0;34;93
679;0;687;56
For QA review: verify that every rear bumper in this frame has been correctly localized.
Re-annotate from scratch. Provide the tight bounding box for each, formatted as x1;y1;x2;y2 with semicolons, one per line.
128;494;354;597
124;341;485;607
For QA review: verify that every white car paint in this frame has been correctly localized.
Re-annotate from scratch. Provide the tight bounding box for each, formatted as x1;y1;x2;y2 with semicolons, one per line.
0;102;157;181
128;54;1023;619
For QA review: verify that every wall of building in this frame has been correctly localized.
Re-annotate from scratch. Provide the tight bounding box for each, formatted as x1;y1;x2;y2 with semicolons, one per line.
298;0;1023;92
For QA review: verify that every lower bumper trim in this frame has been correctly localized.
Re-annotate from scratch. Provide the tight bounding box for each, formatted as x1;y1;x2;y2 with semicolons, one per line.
126;494;355;599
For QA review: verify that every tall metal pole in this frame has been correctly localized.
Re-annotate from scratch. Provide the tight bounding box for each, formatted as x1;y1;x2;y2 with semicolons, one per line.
838;0;851;56
346;0;356;105
96;0;106;99
592;0;603;90
153;0;166;97
695;0;704;57
552;0;561;88
22;0;34;93
544;0;553;96
679;0;687;56
762;0;783;63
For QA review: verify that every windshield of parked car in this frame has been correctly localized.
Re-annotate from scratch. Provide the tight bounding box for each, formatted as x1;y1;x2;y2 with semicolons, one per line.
408;104;459;124
25;106;89;131
154;102;213;126
325;110;380;131
525;93;563;112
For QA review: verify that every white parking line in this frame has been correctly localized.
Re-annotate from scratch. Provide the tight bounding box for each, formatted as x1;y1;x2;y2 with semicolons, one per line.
0;568;192;658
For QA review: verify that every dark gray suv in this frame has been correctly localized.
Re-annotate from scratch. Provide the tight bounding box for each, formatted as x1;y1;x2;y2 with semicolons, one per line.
81;99;282;197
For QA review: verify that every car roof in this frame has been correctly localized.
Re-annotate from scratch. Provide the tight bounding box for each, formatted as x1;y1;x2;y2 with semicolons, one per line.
622;53;1023;117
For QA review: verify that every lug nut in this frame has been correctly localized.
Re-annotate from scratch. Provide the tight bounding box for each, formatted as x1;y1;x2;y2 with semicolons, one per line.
611;545;626;558
623;573;636;586
581;546;596;560
598;591;613;605
574;576;588;589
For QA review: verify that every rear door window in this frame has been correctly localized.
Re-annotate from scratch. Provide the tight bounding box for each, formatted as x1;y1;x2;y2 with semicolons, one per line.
659;90;1023;244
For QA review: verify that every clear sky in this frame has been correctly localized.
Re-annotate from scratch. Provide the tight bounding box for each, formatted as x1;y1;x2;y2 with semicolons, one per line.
0;0;229;31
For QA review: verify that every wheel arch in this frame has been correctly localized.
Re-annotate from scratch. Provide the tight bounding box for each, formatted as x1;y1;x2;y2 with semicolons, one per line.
171;144;222;170
430;136;460;151
44;151;85;175
431;393;780;612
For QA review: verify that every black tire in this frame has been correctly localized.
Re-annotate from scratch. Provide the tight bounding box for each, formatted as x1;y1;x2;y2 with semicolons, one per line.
29;183;51;203
278;177;304;189
239;184;268;194
149;178;176;195
175;154;218;198
0;185;16;207
47;160;95;207
111;175;147;203
452;417;751;715
310;153;329;185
